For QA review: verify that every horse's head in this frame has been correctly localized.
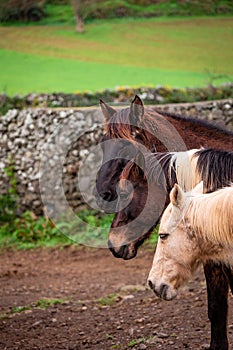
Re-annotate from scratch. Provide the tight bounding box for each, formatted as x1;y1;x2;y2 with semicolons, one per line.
94;95;159;213
148;184;201;300
94;136;137;213
108;152;168;260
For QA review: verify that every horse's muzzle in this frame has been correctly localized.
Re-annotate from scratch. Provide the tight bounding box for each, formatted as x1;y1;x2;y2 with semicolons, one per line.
108;240;137;260
148;280;177;301
93;188;117;213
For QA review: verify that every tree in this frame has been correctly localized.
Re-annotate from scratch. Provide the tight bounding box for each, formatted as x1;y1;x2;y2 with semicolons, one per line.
71;0;84;33
71;0;103;33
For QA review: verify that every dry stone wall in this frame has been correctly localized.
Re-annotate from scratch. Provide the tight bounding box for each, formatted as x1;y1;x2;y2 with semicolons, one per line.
0;99;232;214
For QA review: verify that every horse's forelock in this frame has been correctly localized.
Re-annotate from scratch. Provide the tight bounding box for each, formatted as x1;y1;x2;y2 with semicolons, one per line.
105;108;132;139
104;107;156;147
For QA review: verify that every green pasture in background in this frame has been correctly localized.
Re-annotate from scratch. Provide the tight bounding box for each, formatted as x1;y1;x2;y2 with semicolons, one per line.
0;16;232;95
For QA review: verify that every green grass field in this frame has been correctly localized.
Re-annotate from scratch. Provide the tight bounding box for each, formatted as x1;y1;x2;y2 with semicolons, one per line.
0;16;232;95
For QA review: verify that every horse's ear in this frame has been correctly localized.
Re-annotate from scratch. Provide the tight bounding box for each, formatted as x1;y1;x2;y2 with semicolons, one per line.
100;99;116;121
170;184;184;207
192;181;203;194
129;95;144;125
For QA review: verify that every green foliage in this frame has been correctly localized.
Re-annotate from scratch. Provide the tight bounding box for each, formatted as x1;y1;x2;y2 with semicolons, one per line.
34;298;65;308
0;211;69;249
128;337;146;347
45;0;69;4
78;209;113;228
97;293;118;306
11;212;60;243
11;305;32;313
1;0;233;25
83;0;233;20
0;159;18;224
3;161;17;194
10;298;65;314
0;160;67;249
44;1;233;24
147;225;159;246
61;210;114;246
0;208;114;249
43;3;74;24
0;185;158;250
1;83;232;115
0;297;66;319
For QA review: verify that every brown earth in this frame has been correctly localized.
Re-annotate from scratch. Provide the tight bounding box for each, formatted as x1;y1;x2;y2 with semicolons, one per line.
0;246;232;350
0;117;232;350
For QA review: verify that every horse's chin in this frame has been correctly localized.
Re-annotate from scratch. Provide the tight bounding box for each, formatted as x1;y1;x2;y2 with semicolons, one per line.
159;288;177;301
123;247;137;260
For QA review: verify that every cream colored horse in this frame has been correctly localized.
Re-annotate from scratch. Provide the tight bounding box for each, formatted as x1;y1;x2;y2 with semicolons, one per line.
148;182;233;301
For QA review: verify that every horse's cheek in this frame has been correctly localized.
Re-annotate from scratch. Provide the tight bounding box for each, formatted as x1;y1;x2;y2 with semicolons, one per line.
166;236;183;260
182;239;199;269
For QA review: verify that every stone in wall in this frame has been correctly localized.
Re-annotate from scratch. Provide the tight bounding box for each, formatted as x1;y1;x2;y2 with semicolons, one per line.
154;99;233;131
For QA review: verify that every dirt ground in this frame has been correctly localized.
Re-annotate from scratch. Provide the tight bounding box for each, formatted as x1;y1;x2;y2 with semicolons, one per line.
0;116;233;350
0;246;232;350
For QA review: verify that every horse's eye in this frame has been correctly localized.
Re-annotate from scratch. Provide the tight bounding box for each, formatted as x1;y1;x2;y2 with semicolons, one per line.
159;233;169;240
131;127;141;137
120;191;129;200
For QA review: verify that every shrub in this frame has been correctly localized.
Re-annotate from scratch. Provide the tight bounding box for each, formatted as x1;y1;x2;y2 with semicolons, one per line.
0;0;45;22
71;0;233;21
1;83;232;115
0;160;18;225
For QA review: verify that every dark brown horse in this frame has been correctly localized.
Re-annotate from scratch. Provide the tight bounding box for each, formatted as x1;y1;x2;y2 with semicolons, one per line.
109;149;171;259
95;96;187;212
109;148;233;257
95;96;233;350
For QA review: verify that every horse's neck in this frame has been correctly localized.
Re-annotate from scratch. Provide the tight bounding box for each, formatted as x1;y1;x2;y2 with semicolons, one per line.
200;245;233;267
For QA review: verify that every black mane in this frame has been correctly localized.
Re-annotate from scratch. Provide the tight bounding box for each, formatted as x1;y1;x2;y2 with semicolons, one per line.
195;148;233;192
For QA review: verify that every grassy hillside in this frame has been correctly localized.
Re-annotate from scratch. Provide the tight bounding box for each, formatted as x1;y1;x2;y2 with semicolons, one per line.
0;16;232;95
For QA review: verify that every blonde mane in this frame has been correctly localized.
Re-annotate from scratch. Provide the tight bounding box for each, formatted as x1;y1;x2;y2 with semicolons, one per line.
171;149;200;191
187;186;233;248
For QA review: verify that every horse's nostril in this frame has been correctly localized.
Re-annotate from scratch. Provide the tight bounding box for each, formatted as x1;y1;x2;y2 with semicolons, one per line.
148;280;154;291
159;284;168;299
102;191;113;201
108;240;129;259
119;244;129;260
